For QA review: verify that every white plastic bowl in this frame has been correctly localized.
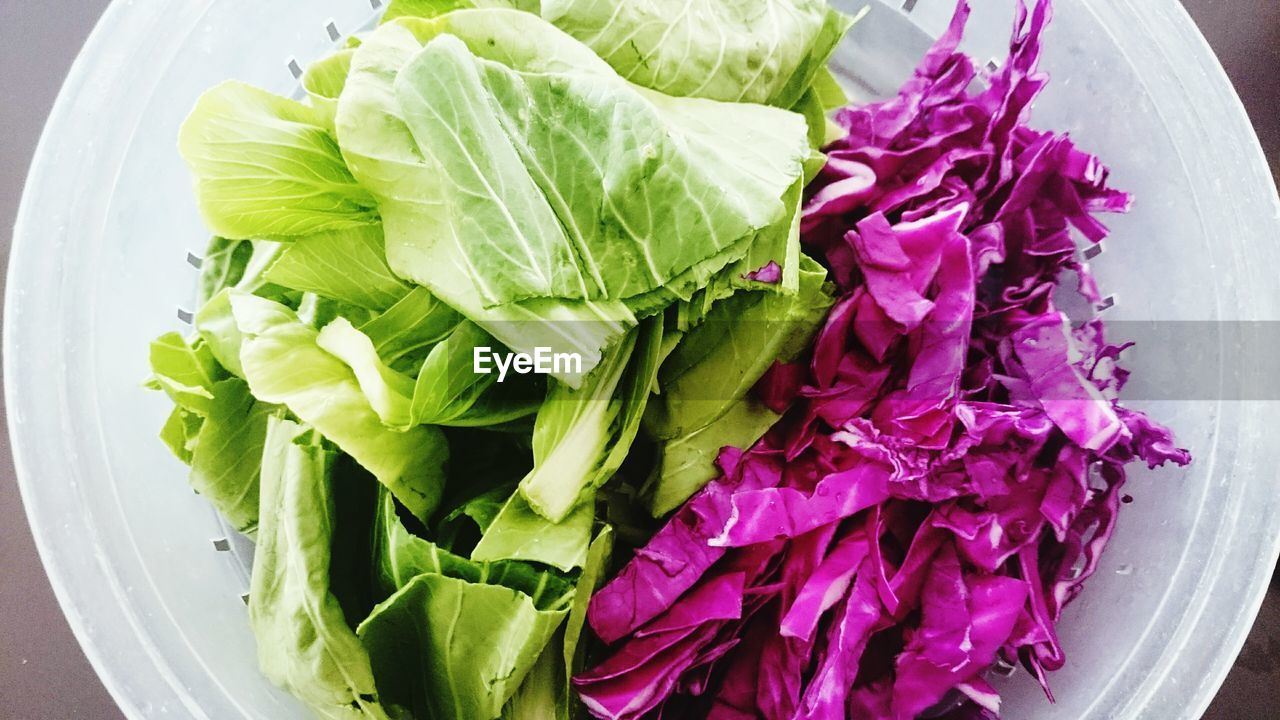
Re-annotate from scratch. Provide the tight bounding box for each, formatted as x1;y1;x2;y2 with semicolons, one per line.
7;1;1280;718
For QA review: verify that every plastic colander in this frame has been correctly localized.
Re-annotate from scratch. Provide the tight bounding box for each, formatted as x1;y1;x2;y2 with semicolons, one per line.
6;0;1280;718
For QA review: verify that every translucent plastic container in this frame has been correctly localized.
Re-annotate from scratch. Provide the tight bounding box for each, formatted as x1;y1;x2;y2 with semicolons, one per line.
6;1;1279;718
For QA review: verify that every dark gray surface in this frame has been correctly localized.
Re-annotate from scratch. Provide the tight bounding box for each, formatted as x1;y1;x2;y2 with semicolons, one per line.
1190;5;1280;716
0;2;1275;719
0;4;125;718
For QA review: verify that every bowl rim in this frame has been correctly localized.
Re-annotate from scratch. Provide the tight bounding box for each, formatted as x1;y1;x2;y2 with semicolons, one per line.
6;1;1280;718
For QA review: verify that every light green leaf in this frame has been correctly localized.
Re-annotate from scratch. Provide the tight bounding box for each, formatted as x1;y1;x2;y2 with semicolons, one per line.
662;180;804;318
811;65;850;114
249;417;391;719
502;636;563;720
231;291;448;520
385;0;475;21
195;289;247;378
359;286;463;373
383;0;851;110
642;257;833;514
316;317;417;428
375;488;575;609
440;485;512;538
302;49;355;127
410;320;498;425
518;331;636;522
159;406;204;465
563;526;613;693
644;397;779;516
194;242;303;382
335;14;810;380
645;255;833;440
617;229;759;319
265;225;412;311
541;0;851;107
383;0;537;22
797;89;832;153
197;237;254;308
318;316;529;430
728;177;805;295
426;378;544;428
575;316;664;498
179;81;379;240
767;0;858;109
795;66;852;151
189;378;274;535
472;492;593;571
298;293;376;330
147;332;226;414
358;572;566;720
235;241;293;298
381;22;806;307
500;523;613;720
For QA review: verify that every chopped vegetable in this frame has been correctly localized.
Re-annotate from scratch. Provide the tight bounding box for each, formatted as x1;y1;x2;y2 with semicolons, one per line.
248;417;391;719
